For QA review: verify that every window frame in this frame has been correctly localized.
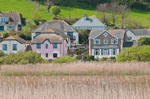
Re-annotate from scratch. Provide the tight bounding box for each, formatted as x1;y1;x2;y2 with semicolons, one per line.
2;44;7;51
94;39;100;44
103;39;108;44
127;36;132;41
36;44;41;49
46;53;48;58
53;53;57;58
45;44;48;49
95;49;99;55
53;44;57;49
13;44;17;51
111;38;118;44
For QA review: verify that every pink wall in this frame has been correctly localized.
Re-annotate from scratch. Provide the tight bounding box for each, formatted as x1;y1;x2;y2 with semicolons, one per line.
31;40;68;60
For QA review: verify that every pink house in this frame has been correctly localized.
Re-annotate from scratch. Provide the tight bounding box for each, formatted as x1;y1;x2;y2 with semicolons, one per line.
31;34;68;60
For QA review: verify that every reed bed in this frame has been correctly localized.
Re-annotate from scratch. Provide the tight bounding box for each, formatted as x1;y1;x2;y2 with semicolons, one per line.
0;62;149;74
0;76;150;99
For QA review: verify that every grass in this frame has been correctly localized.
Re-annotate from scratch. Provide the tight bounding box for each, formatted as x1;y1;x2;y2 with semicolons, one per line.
0;0;150;27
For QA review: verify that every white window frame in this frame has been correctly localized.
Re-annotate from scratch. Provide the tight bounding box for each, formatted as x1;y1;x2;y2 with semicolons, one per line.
112;49;116;55
94;39;100;44
103;32;108;37
127;36;132;41
103;39;108;44
95;49;99;55
111;38;118;44
102;49;109;56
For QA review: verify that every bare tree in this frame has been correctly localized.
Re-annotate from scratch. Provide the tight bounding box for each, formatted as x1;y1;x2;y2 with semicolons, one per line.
108;2;120;26
97;3;108;25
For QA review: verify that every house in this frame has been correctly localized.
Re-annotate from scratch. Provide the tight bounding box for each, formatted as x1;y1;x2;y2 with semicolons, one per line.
72;14;107;30
31;34;68;60
32;20;79;46
123;29;150;48
0;12;22;31
0;36;31;54
89;29;125;59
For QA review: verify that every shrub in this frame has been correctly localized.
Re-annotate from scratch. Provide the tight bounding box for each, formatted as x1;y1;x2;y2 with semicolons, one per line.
52;56;77;64
0;50;5;57
100;57;108;62
51;6;61;16
83;55;94;61
117;46;150;62
3;32;9;38
138;37;150;46
110;57;116;61
1;51;49;65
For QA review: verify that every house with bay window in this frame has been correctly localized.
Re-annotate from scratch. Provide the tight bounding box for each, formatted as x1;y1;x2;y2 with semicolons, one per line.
0;36;31;54
32;20;79;47
89;29;125;59
0;12;22;31
31;34;68;60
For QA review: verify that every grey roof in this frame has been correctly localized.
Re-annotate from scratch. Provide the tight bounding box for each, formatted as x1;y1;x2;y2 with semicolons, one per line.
89;29;125;39
31;35;63;44
72;17;106;27
33;20;76;33
130;29;150;36
89;29;105;39
0;12;21;25
108;30;125;39
93;45;118;49
123;42;138;48
4;36;29;44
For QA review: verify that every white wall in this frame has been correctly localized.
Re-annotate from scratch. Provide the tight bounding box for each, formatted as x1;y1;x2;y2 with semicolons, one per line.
125;30;137;42
0;40;24;54
64;32;79;45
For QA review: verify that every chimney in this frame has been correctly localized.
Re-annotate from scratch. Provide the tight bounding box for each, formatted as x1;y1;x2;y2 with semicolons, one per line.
83;13;87;20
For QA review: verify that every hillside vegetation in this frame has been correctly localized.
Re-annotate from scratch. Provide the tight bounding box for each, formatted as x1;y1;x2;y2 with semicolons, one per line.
0;0;150;27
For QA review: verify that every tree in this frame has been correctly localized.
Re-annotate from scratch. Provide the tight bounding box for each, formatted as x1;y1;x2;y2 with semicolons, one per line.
51;6;61;17
45;0;54;13
78;29;91;44
97;3;109;25
108;2;119;26
138;37;150;46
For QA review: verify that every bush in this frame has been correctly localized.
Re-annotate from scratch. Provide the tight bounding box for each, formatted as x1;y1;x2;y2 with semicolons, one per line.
3;32;9;38
83;55;94;61
51;6;61;16
52;56;77;64
100;57;108;62
0;51;49;65
0;50;5;57
117;46;150;62
138;37;150;46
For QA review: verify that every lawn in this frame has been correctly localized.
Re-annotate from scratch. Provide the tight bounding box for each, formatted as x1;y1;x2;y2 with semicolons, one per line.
0;0;150;27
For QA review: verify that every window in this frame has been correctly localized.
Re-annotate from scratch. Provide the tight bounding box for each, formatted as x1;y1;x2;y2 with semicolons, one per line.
67;32;73;38
103;32;108;37
112;49;116;55
53;53;57;58
46;53;48;58
36;32;40;36
111;38;118;44
2;44;7;51
53;44;57;49
104;39;108;44
94;39;100;44
45;44;48;49
95;49;99;55
36;44;41;49
101;49;109;55
7;26;15;30
73;36;76;40
13;44;17;50
127;37;132;41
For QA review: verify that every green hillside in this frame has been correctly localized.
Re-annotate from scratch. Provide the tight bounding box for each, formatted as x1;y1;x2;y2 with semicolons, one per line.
0;0;150;27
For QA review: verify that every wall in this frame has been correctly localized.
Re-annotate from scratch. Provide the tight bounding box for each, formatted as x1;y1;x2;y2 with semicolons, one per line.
0;40;23;54
125;30;137;42
64;32;79;45
73;26;107;30
31;40;68;60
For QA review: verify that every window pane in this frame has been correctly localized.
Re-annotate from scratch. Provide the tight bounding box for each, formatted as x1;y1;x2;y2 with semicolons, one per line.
53;53;57;58
46;44;48;49
67;32;73;38
2;44;7;50
37;44;41;49
13;44;17;50
53;44;57;48
36;33;40;36
46;53;48;58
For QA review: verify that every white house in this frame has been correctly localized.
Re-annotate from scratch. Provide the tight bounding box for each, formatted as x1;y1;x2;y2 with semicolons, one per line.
72;14;107;30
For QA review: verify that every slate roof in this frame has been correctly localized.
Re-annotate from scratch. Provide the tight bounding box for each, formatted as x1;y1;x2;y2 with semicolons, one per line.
33;20;76;33
4;36;29;44
89;29;125;39
93;45;118;49
31;35;63;44
123;42;138;48
130;29;150;36
0;12;21;25
72;17;106;27
109;30;125;39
